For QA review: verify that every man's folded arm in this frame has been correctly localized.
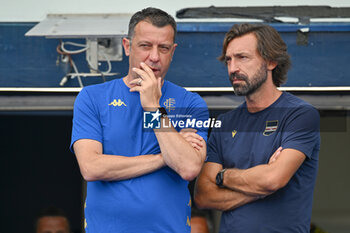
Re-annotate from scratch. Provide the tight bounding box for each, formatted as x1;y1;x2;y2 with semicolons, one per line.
194;162;259;211
223;148;306;196
154;126;207;181
73;139;165;181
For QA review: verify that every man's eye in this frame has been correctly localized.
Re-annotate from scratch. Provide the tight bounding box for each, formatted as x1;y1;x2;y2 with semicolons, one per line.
224;57;231;64
140;44;151;48
159;46;171;53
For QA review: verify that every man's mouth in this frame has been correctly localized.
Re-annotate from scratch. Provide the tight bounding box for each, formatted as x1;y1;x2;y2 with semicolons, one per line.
230;73;247;84
233;78;244;83
150;67;160;72
141;63;161;75
150;68;161;75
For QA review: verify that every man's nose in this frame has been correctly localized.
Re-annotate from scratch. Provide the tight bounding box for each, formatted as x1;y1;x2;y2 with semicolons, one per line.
227;59;240;74
149;46;160;63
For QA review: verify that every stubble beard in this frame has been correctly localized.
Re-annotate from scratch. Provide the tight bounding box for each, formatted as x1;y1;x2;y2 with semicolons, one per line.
230;64;268;96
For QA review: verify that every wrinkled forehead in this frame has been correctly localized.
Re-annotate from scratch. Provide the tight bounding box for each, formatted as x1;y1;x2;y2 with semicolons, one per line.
132;21;175;44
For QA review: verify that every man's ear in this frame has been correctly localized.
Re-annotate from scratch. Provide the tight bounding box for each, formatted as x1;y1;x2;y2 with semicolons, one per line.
169;43;177;62
122;38;131;56
267;60;277;71
171;43;177;57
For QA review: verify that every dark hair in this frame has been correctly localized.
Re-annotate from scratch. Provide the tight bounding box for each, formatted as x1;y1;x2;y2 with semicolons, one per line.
219;23;291;87
128;7;177;42
35;206;70;232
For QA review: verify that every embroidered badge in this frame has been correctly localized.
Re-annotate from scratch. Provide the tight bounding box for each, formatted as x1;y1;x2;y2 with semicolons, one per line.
263;120;278;136
164;98;175;112
109;99;126;107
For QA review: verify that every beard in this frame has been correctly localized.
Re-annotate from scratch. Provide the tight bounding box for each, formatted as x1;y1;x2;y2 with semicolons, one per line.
229;63;268;96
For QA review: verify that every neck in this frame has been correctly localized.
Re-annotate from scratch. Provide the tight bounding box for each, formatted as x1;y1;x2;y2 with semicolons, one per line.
245;80;282;113
123;74;134;88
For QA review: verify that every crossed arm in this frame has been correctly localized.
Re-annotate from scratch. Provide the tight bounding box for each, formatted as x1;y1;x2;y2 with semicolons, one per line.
153;124;207;181
73;139;164;181
194;148;306;211
73;129;206;182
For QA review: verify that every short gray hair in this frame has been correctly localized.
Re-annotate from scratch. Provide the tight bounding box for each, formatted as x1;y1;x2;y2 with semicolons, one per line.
128;7;177;42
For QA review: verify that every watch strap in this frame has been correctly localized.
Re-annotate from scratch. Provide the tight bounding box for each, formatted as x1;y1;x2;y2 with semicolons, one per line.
216;168;227;188
158;107;168;117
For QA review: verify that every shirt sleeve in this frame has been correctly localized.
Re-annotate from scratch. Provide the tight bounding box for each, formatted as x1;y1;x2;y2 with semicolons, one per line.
70;88;103;153
281;105;320;159
184;92;210;142
205;115;224;165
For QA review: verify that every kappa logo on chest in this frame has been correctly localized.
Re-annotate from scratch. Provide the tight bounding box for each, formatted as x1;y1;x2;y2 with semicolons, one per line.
109;99;127;107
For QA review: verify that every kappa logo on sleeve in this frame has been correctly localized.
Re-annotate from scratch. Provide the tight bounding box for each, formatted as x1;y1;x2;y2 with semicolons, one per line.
186;216;191;227
263;120;278;136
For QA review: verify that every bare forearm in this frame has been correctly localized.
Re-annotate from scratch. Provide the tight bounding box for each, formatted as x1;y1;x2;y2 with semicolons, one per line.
195;179;258;211
79;153;165;182
130;63;206;181
222;148;306;196
223;166;276;196
154;126;205;181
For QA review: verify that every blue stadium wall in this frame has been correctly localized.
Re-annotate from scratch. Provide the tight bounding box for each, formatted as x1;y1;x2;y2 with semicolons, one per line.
1;22;350;88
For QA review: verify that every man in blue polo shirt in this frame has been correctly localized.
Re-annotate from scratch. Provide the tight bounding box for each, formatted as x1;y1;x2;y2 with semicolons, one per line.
195;24;320;233
70;8;208;233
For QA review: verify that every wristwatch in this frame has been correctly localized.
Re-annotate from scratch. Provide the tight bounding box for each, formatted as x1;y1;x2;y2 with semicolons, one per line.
158;107;168;117
216;168;227;188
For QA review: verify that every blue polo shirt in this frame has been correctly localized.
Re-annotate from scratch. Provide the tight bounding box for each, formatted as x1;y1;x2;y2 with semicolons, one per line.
71;78;209;233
